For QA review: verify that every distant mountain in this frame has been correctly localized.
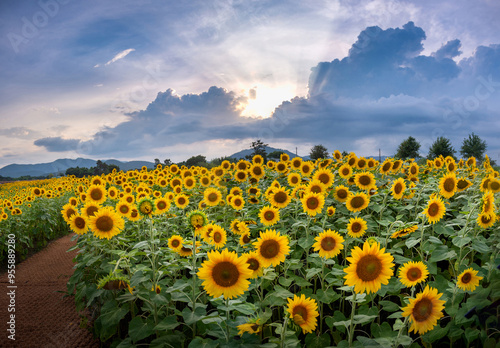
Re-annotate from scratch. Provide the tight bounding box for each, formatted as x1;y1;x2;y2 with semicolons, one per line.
229;146;305;160
0;158;155;178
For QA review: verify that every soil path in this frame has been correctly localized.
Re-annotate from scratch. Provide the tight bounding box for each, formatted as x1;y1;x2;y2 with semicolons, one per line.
0;234;99;348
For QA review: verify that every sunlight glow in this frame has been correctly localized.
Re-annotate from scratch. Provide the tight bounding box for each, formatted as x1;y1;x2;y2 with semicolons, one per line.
240;85;297;118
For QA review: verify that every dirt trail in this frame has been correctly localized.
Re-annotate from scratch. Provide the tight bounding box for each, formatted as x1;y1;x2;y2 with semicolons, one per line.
0;234;99;348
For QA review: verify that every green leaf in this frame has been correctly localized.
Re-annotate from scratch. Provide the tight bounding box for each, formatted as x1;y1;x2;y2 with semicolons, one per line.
352;314;378;325
422;323;449;343
305;267;322;279
452;236;471;248
150;332;185;348
154;315;179;331
471;239;490;253
182;306;207;325
379;300;400;312
270;285;293;299
188;337;219;348
315;288;339;304
129;316;155;343
305;333;331;347
405;238;420;248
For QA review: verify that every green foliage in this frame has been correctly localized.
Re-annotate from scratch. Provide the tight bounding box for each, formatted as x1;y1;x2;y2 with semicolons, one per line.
246;139;268;161
428;136;456;159
460;133;487;163
309;144;329;160
395;136;421;159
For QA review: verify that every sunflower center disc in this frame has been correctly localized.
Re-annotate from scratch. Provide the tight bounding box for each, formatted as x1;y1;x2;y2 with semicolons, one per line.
394;184;402;195
212;262;239;287
261;240;279;259
407;268;422;281
338;190;347;199
356;255;382;281
242;235;251;243
90;189;103;201
247;259;259;271
120;205;129;214
178;198;186;205
443;178;455;192
96;216;114;232
172;240;179;247
213;232;222;243
307;197;319;209
359;176;370;186
293;305;308;321
265;212;274;220
274;192;287;203
461;272;472;283
351;196;364;208
428;203;439;216
351;223;362;233
66;208;76;219
413;298;433;322
318;173;329;184
75;217;86;229
320;237;336;251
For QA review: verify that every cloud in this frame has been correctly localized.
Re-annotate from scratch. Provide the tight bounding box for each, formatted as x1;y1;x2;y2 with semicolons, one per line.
33;137;81;152
97;48;136;67
33;22;500;159
0;127;40;139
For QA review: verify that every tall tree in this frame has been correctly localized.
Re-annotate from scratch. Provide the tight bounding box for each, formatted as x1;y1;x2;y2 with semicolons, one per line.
247;139;268;161
164;158;172;166
309;144;329;160
460;133;487;162
395;136;421;159
428;137;456;159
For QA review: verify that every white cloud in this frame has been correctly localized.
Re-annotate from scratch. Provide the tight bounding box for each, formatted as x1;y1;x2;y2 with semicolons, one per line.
105;48;136;66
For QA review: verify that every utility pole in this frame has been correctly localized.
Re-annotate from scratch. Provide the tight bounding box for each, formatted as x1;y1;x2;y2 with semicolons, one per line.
296;147;298;156
379;148;381;162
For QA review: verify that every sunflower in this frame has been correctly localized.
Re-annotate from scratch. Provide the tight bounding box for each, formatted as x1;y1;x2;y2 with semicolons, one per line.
87;184;107;204
241;251;264;278
197;249;252;299
287;173;302;187
61;203;78;223
313;168;335;187
259;205;280;226
239;232;252;247
286;294;319;334
457;268;483;291
488;178;500;193
187;210;207;230
408;163;419;177
305;179;327;195
230;219;246;235
249;164;265;180
354;172;376;191
178;242;201;257
423;197;446;224
313;229;344;258
107;186;119;200
137;197;155;217
481;190;495;215
344;241;394;294
476;212;497;228
68;196;79;206
402;286;445;335
379;160;393;175
115;200;132;218
204;188;222;207
333;150;342;161
174;194;190;209
390;225;418;238
89;206;124;240
229;195;245;210
398;261;428;287
237;319;261;336
346;192;370;213
327;206;336;216
300;191;325;217
201;223;216;243
209;225;227;249
391;178;406;200
168;235;184;252
347;217;368;238
333;185;351;202
338;164;353;179
456;177;472;192
268;188;291;209
480;177;491;192
439;172;457;199
253;229;290;267
154;197;170;214
69;213;88;235
300;161;313;177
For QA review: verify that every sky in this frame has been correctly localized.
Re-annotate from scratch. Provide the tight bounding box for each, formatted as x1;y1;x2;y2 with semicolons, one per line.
1;0;500;168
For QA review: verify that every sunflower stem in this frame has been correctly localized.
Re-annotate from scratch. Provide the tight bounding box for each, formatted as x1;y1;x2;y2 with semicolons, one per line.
394;315;410;348
348;292;357;348
226;297;230;342
191;230;198;338
280;314;289;348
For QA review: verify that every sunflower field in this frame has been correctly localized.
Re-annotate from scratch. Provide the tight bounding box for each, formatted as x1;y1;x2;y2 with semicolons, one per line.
2;152;500;347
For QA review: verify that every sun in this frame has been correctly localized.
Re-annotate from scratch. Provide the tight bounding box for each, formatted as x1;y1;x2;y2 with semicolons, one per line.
240;84;296;118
